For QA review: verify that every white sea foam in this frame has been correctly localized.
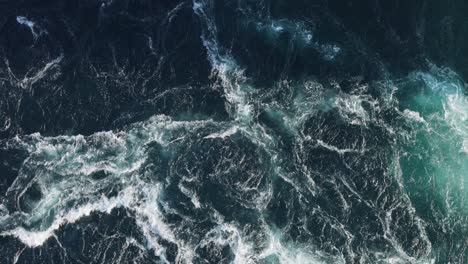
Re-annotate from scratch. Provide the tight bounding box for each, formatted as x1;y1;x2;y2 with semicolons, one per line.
20;55;63;90
0;114;221;258
2;182;190;262
16;16;46;40
16;16;37;37
413;71;468;153
1;191;127;247
316;139;364;155
2;1;462;263
258;229;343;264
178;183;201;209
445;94;468;153
403;109;428;125
334;92;372;125
204;126;239;139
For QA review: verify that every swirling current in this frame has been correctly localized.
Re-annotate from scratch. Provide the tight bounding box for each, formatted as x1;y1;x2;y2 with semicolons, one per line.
0;0;467;263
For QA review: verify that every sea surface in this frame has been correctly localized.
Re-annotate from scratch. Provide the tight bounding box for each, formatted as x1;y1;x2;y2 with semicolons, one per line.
0;0;467;263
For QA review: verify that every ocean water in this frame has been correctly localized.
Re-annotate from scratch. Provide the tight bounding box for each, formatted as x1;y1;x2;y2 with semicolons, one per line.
0;0;466;263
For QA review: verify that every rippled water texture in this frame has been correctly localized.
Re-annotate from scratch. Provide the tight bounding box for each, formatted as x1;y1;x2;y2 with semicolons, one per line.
0;0;467;263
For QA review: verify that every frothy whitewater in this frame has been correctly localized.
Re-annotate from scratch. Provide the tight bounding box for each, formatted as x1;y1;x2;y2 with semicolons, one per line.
0;0;466;263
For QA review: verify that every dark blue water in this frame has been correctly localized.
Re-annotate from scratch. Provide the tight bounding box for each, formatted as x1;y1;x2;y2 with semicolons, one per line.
0;0;466;263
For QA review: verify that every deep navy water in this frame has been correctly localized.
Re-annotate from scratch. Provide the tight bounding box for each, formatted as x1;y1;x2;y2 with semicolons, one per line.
0;0;467;263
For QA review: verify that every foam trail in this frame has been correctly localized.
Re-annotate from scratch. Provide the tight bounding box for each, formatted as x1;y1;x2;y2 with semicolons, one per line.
0;115;223;262
16;16;46;40
16;16;37;38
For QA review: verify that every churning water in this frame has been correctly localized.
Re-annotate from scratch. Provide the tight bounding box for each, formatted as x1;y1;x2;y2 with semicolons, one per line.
0;0;466;263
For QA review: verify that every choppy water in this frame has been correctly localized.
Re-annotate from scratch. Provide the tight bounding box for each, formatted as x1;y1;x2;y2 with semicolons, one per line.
0;0;467;263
